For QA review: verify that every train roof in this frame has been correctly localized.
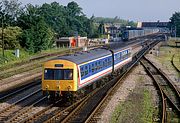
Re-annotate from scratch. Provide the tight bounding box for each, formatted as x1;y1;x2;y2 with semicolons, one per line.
54;48;111;64
54;43;131;64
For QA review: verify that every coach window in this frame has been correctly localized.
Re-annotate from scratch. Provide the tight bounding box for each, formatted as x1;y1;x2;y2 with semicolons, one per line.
97;61;100;70
54;69;62;80
107;58;109;66
109;58;112;65
122;51;125;59
124;51;127;57
114;54;117;61
89;64;92;73
120;53;122;60
99;60;102;69
92;63;95;73
95;62;98;71
105;59;108;67
80;66;84;78
81;72;84;77
103;60;105;68
85;65;88;76
126;51;128;57
64;69;73;80
109;57;112;66
115;54;118;61
118;53;121;60
44;69;55;80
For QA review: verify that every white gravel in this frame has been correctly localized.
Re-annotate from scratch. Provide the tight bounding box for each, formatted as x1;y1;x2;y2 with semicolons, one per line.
98;65;144;123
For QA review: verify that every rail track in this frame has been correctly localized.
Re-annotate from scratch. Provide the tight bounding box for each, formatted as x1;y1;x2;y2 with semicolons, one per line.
0;35;164;122
0;79;41;101
16;39;154;123
5;96;47;123
0;88;42;122
140;56;180;123
42;38;161;123
82;40;162;122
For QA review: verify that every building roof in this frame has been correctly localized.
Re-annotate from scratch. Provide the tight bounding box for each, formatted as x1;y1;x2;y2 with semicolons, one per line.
141;22;169;28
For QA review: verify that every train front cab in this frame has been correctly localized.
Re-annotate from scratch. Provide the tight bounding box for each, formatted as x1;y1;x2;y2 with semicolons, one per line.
42;60;78;98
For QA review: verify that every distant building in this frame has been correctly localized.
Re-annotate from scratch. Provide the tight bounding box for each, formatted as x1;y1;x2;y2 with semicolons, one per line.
56;36;87;48
104;25;120;38
137;21;169;28
137;21;170;34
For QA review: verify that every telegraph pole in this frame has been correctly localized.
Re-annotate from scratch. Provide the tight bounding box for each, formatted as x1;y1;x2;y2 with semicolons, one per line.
1;13;5;57
175;26;177;40
1;14;5;57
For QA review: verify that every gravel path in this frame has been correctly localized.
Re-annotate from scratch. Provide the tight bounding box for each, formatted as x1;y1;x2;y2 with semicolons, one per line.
98;65;149;123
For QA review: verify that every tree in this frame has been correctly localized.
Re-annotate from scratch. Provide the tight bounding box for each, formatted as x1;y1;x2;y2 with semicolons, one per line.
67;1;83;17
98;21;105;35
18;4;54;53
39;2;68;37
34;1;96;38
0;26;22;49
0;0;22;26
65;1;87;37
170;12;180;37
0;0;21;56
94;17;136;27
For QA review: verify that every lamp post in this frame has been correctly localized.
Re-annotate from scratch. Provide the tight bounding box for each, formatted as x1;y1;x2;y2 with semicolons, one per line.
175;26;177;40
1;13;5;57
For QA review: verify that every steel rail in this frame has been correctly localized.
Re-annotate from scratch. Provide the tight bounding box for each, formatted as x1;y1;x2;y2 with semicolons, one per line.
140;59;166;123
141;57;180;122
57;40;161;123
84;40;161;122
20;99;62;123
144;56;180;97
0;89;41;115
6;96;47;123
45;95;90;123
0;80;41;101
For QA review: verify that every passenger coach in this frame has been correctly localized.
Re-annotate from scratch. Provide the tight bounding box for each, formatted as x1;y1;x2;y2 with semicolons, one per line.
42;46;132;98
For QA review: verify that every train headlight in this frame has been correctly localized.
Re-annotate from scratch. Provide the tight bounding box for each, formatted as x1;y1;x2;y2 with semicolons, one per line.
46;85;49;89
57;85;60;89
67;85;72;90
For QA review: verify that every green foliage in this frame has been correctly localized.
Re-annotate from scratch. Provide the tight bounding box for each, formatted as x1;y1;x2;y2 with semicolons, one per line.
0;26;22;49
67;1;83;16
170;12;180;37
141;90;153;123
94;17;137;27
18;4;54;53
0;48;29;64
39;1;92;38
98;22;105;35
0;0;140;54
0;0;22;26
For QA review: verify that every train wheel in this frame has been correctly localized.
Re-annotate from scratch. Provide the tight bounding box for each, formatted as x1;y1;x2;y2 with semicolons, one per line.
48;91;56;101
63;92;74;105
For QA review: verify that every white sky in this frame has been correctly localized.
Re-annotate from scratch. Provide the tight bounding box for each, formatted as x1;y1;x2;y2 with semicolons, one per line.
19;0;180;22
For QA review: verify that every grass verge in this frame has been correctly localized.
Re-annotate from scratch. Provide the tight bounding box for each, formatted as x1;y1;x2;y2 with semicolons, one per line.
110;89;154;123
0;48;67;70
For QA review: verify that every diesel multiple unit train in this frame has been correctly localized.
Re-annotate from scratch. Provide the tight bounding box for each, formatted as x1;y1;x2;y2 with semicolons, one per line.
42;45;132;98
122;28;159;41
